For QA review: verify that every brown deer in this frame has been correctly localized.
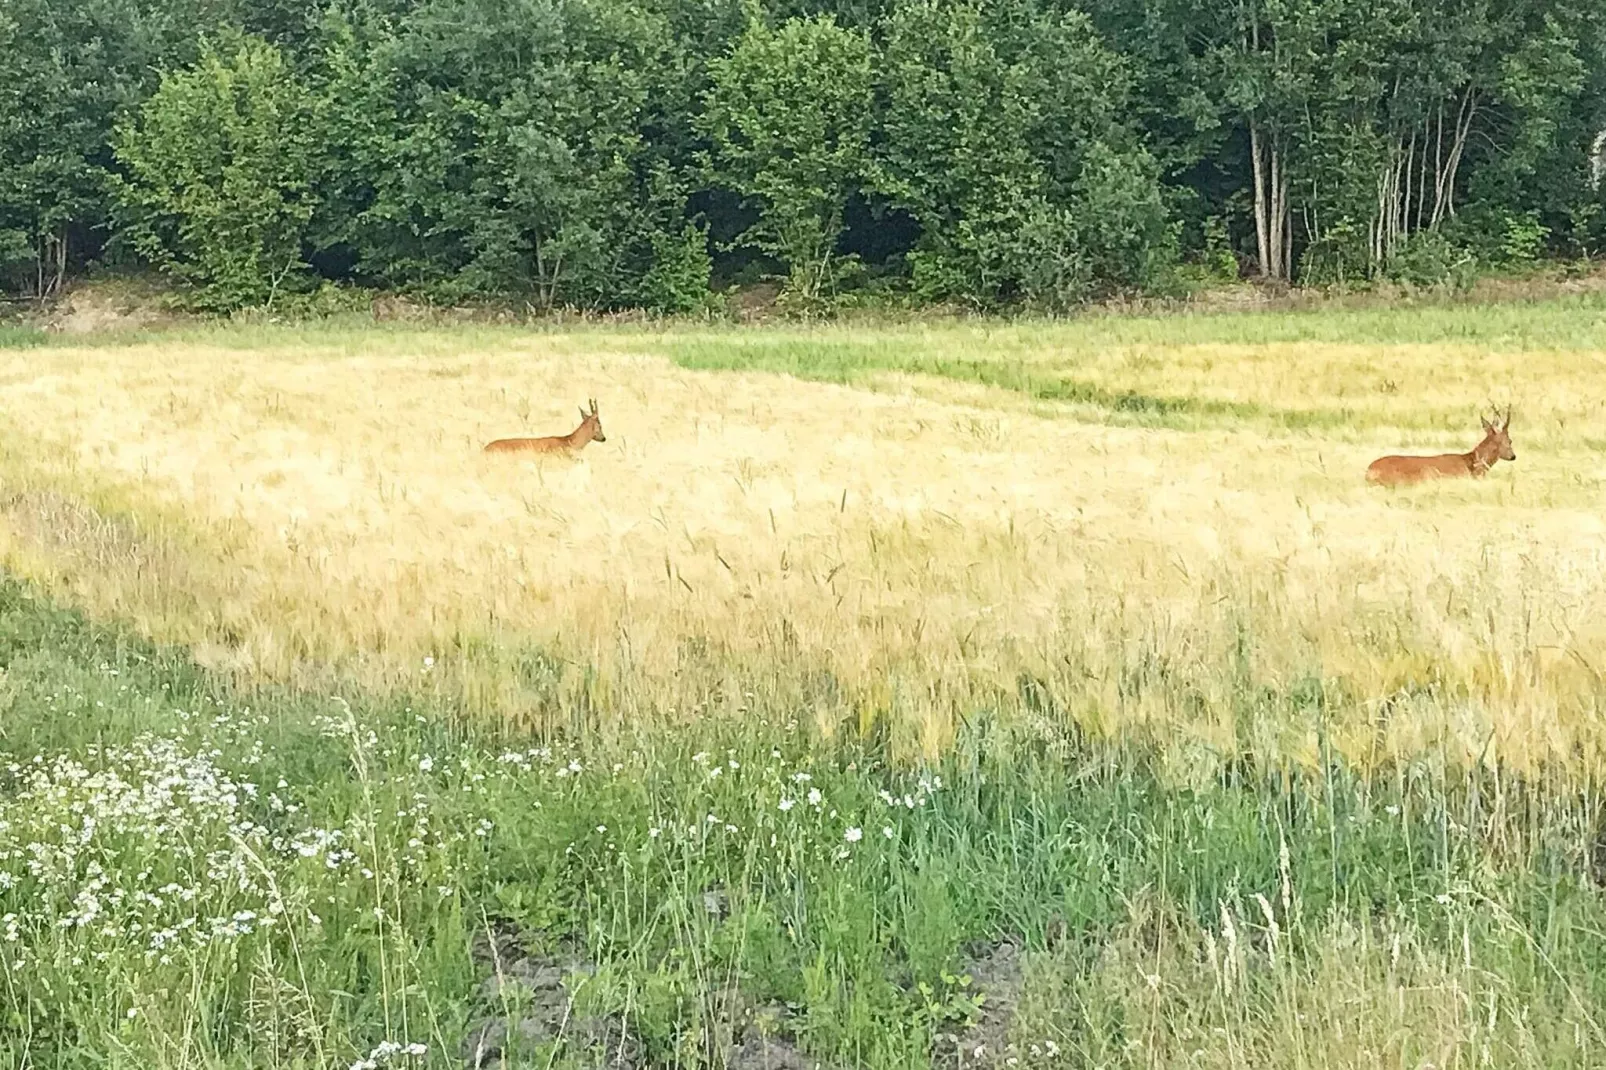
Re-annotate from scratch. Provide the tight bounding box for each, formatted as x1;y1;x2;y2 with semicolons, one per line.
1366;407;1514;486
484;399;606;455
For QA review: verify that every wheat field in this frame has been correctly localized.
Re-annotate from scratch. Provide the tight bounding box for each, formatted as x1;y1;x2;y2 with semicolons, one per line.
6;299;1606;1069
2;303;1606;772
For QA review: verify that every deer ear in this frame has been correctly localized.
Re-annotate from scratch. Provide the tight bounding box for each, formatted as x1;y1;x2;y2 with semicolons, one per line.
579;406;587;421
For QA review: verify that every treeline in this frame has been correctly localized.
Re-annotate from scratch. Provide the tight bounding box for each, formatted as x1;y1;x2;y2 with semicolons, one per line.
3;0;1605;312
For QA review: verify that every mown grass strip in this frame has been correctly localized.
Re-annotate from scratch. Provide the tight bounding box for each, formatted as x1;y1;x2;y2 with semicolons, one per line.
668;337;1360;432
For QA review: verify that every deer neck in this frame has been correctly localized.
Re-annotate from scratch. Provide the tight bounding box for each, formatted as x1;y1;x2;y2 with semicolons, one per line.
1467;437;1499;475
570;421;595;447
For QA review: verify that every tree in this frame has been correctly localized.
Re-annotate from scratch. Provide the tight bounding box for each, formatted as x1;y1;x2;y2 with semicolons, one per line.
703;12;875;300
877;0;1172;306
111;36;319;310
0;0;224;297
312;0;710;311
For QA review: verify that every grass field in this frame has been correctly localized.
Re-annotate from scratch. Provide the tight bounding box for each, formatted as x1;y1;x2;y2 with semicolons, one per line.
2;295;1606;1068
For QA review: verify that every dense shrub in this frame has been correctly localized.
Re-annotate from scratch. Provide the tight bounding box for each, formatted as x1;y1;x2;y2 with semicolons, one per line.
111;38;319;311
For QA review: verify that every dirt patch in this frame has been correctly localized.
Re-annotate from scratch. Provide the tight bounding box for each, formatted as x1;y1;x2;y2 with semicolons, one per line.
462;920;639;1069
725;282;783;322
935;941;1026;1070
462;916;842;1070
726;1032;819;1070
36;281;187;335
721;998;836;1070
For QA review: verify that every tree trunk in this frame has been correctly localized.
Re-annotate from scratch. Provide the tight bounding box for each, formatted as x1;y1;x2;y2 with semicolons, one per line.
1250;120;1291;280
1375;133;1411;272
1270;137;1289;279
1251;119;1271;278
34;231;67;301
1429;88;1476;228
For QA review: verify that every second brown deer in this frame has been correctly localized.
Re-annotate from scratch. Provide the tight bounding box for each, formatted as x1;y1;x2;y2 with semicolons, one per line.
1365;406;1514;486
484;399;606;455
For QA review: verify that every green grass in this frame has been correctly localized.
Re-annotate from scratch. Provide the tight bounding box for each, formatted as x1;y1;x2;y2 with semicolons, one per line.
667;337;1306;430
2;576;1604;1068
0;325;44;349
675;289;1606;352
663;291;1606;434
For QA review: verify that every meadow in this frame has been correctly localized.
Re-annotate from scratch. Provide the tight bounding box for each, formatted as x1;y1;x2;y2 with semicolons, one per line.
2;294;1606;1068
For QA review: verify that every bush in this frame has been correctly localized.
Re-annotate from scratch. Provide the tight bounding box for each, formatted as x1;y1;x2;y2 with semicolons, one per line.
1385;229;1479;290
1298;218;1370;289
877;0;1173;309
638;223;716;314
703;14;875;302
111;37;318;312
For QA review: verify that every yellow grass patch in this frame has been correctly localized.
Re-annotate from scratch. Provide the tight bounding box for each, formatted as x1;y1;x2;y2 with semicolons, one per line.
2;318;1605;770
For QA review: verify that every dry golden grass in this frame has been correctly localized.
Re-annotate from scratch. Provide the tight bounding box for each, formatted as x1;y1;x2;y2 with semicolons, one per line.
3;306;1606;770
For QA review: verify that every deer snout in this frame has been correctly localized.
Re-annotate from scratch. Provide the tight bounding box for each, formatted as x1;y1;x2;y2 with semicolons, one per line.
594;430;607;443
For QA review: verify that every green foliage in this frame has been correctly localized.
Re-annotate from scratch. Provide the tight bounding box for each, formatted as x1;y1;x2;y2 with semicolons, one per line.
0;0;210;295
703;14;875;301
111;37;319;311
1198;214;1241;281
1498;210;1552;264
636;222;717;314
1384;228;1478;290
311;0;708;312
1;0;1604;309
0;229;31;286
1298;218;1371;289
877;0;1173;308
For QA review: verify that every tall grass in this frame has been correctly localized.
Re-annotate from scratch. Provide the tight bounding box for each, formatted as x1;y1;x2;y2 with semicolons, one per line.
2;303;1606;771
1;576;1602;1068
2;298;1606;1066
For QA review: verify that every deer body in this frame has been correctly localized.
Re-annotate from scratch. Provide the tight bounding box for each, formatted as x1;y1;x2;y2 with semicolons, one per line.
484;399;606;455
1366;408;1514;486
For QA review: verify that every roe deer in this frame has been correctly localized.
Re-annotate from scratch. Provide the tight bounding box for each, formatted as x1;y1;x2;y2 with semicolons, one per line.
484;399;606;455
1366;407;1514;486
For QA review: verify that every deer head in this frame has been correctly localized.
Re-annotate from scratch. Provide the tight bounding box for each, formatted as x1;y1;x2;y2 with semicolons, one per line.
1480;406;1514;462
578;398;605;443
